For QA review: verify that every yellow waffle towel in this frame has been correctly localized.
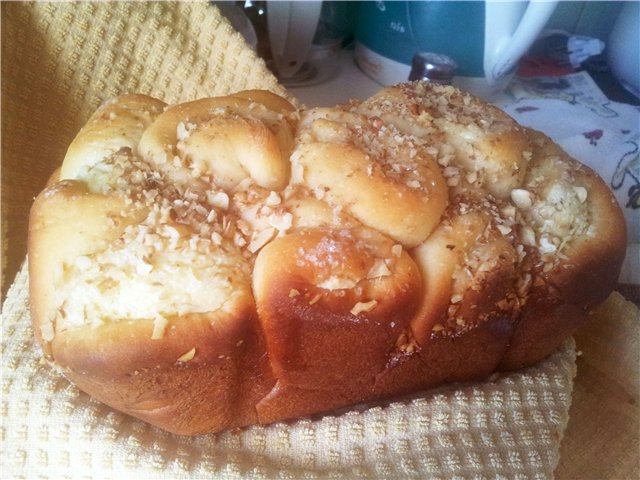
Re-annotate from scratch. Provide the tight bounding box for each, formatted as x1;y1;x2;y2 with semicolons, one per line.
1;3;575;478
3;264;578;479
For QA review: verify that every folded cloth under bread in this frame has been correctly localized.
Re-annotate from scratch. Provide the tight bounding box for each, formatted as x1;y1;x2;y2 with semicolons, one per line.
3;264;580;478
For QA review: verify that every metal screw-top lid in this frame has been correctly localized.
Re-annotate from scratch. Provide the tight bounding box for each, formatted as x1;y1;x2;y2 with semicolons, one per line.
408;52;458;84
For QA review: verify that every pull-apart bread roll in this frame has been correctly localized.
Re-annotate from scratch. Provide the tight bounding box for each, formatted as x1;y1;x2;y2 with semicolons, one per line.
29;82;626;435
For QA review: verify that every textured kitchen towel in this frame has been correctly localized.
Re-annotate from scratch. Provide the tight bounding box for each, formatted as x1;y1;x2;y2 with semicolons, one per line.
2;263;578;480
2;2;577;479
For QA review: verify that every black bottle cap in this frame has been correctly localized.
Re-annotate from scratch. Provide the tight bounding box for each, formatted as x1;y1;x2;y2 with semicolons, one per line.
408;52;458;83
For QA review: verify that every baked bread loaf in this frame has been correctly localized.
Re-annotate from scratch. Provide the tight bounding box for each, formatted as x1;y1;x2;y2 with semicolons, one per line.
28;82;627;435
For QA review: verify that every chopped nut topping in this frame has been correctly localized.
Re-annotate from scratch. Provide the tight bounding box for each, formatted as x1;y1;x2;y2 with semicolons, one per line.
367;258;392;279
234;231;247;248
74;256;92;271
573;186;588;203
268;212;293;232
511;189;532;209
41;321;55;342
151;316;169;340
177;347;196;362
291;162;305;184
406;179;421;189
539;235;557;254
465;171;478;184
308;292;322;305
350;300;378;315
247;227;276;253
51;85;605;370
176;121;189;141
208;191;229;210
443;166;460;179
318;275;358;290
211;231;222;245
265;191;282;206
446;176;460;187
500;205;517;219
450;293;463;304
496;224;512;236
521;225;536;246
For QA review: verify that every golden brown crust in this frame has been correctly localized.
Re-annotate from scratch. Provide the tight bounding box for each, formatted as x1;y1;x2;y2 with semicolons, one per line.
499;132;627;370
292;108;448;247
355;83;532;200
61;94;167;180
51;308;274;435
28;84;626;435
373;314;513;399
253;228;422;411
137;92;295;191
410;207;519;344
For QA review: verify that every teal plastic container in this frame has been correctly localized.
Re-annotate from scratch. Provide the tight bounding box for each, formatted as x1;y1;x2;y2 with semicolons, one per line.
354;1;558;98
355;1;485;77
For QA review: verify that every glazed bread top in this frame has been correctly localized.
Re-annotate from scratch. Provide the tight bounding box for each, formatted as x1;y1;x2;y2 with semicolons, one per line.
28;83;627;435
